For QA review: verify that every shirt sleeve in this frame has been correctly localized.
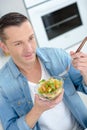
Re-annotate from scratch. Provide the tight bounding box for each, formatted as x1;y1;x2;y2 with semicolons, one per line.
17;116;32;130
0;88;32;130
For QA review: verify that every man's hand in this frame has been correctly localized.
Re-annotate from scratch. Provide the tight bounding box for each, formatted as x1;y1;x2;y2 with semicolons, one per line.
34;89;64;113
25;89;64;128
70;51;87;85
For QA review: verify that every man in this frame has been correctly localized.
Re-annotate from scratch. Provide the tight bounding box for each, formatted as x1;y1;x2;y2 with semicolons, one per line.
0;12;87;130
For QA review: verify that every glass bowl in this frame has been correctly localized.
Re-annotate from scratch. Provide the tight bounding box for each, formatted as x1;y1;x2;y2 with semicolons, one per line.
36;76;64;100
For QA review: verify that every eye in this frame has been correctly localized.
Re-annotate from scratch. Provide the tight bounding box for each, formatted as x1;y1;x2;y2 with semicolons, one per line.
14;42;22;46
29;35;35;41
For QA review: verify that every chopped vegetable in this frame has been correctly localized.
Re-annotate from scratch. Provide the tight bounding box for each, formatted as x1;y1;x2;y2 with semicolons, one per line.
38;77;63;95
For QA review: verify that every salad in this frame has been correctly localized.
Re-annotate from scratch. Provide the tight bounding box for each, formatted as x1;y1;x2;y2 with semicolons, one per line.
37;77;63;100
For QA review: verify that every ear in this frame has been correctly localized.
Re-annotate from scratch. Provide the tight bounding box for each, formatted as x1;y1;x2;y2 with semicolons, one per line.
0;41;9;55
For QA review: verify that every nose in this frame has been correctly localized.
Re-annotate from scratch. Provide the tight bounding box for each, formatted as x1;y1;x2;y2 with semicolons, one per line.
24;42;33;52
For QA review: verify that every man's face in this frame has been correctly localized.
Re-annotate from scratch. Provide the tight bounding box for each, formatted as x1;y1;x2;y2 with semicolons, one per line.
3;21;37;67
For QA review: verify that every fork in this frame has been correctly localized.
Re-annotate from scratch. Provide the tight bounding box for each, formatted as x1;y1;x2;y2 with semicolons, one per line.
58;37;87;77
58;64;70;77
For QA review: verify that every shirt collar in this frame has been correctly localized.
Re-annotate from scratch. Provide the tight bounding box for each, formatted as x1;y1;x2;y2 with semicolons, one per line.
8;58;21;78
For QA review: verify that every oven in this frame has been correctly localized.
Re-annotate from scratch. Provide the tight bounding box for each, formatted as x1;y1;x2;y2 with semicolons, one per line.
25;0;87;49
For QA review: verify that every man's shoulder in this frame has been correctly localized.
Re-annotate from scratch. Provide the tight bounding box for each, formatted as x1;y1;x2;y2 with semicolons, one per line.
37;47;63;53
37;47;60;51
0;62;15;89
37;47;66;56
0;63;9;79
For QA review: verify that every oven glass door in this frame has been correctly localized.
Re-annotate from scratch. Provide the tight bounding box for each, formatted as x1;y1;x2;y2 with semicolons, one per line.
42;2;82;40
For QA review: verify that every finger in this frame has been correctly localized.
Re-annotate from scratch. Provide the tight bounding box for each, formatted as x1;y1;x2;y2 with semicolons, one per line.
78;52;87;57
51;89;64;104
72;58;87;67
34;94;41;101
71;52;86;60
70;51;75;56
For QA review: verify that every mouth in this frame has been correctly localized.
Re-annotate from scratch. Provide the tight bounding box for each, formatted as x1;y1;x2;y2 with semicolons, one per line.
24;54;32;57
23;52;34;59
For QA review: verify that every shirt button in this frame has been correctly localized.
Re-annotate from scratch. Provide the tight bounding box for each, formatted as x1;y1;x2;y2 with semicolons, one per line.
28;101;31;104
18;101;21;105
23;82;26;86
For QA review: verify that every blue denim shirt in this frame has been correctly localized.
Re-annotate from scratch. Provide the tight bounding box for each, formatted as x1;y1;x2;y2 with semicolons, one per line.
0;47;87;130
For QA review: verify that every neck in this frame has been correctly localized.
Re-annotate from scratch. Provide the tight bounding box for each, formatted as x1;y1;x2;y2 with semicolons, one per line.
20;58;38;75
20;57;42;83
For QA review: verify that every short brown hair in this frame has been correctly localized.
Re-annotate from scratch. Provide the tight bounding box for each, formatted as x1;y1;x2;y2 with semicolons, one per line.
0;12;28;42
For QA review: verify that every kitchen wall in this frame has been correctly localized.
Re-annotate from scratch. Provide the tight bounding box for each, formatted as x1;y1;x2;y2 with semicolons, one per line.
0;0;28;70
0;0;27;17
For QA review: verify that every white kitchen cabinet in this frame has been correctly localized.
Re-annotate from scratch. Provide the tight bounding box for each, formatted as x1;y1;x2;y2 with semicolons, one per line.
24;0;48;8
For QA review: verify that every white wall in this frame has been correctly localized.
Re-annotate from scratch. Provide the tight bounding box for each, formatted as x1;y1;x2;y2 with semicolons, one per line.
0;0;27;17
